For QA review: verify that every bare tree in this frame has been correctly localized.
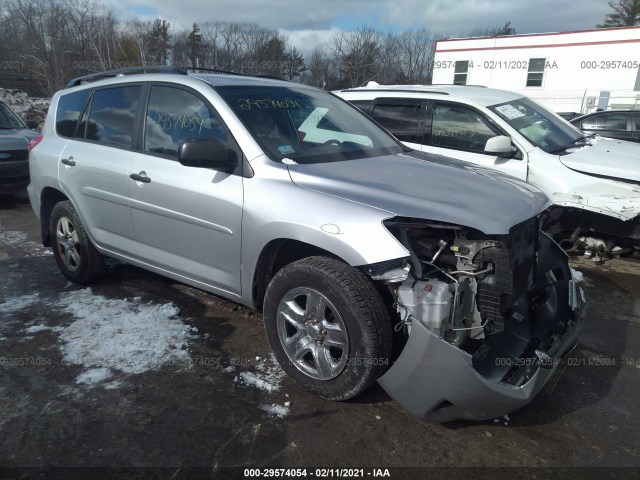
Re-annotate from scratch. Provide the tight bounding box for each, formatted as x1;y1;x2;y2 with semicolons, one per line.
331;25;381;88
396;29;438;84
303;46;333;89
468;21;517;37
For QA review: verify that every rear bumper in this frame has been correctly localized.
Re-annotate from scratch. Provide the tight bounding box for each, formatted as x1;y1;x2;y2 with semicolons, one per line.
378;235;586;422
0;161;29;193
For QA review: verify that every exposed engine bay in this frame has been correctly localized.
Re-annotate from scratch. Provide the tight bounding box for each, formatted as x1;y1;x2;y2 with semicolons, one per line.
378;216;582;386
367;217;585;421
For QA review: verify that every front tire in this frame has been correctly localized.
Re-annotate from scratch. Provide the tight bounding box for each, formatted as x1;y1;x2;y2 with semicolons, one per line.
50;200;105;284
263;256;392;401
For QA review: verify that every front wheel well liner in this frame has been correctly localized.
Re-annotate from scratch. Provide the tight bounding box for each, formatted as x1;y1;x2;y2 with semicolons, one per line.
252;239;341;310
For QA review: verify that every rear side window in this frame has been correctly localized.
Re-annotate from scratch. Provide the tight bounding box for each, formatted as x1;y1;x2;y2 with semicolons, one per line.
144;86;227;157
56;90;90;137
85;86;141;148
370;101;424;144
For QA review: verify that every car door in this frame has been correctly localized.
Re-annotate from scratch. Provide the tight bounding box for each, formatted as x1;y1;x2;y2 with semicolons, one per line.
127;84;244;296
580;112;633;142
57;85;140;254
422;101;528;181
367;98;427;151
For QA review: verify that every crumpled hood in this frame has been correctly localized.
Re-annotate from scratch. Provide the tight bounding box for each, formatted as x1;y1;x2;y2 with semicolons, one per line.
0;128;37;150
561;136;640;182
287;151;550;234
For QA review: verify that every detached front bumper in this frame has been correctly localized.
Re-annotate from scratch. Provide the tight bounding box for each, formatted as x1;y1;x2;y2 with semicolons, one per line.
378;235;587;422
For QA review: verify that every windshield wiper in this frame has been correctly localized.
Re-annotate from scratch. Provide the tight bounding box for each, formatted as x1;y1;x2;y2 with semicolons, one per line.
548;134;595;154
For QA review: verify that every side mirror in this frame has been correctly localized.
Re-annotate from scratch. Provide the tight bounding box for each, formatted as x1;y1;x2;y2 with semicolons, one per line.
484;135;516;158
26;120;39;130
178;138;238;172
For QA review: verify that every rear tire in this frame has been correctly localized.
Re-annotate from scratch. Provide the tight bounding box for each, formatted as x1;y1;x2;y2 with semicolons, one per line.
263;256;392;401
50;200;105;284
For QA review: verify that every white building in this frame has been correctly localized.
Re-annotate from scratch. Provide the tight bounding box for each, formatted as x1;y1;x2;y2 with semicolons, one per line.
432;26;640;114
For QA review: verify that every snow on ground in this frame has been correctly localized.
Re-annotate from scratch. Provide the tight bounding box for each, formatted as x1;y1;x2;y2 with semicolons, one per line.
0;227;55;257
0;293;40;314
57;288;197;385
0;229;27;245
260;403;289;417
23;324;64;333
235;354;287;394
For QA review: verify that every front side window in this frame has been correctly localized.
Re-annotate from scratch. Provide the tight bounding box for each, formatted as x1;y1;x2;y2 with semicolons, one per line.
489;97;586;153
453;61;469;85
370;101;424;144
216;85;402;164
431;103;498;153
526;58;546;87
85;86;141;147
591;113;628;132
56;90;90;137
144;86;227;157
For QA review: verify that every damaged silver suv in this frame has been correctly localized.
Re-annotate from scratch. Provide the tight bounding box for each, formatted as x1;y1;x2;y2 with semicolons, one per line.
28;67;585;421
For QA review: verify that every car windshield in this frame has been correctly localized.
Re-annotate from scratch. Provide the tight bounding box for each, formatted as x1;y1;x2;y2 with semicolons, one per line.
216;85;403;163
489;97;587;154
0;102;26;129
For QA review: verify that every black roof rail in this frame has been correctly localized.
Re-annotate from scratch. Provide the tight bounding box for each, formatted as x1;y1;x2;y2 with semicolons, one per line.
184;66;244;76
66;65;187;88
187;68;290;82
429;84;488;88
66;65;291;89
341;88;450;95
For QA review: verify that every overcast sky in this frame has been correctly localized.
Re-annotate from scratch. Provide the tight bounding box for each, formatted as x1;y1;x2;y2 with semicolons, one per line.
105;0;614;54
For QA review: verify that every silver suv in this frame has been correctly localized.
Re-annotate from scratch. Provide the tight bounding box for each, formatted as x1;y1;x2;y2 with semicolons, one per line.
28;67;585;422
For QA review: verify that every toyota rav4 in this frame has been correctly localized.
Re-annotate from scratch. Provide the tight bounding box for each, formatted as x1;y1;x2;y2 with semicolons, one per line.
28;67;585;421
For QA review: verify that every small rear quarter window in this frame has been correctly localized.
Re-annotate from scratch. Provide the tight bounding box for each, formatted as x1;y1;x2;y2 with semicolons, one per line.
56;90;91;138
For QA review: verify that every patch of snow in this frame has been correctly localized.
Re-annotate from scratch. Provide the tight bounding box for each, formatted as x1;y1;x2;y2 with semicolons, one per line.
0;230;27;245
0;293;40;314
237;371;280;393
23;324;64;334
58;288;195;375
104;380;123;390
261;403;289;417
235;353;287;393
76;367;113;385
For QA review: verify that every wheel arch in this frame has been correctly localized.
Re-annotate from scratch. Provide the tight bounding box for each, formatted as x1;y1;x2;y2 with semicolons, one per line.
39;187;70;247
251;238;341;310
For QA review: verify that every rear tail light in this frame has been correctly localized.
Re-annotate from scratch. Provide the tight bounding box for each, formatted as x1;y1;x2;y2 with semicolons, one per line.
28;135;43;153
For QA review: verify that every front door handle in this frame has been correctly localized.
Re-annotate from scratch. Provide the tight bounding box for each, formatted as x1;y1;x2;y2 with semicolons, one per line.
61;157;75;167
130;172;151;184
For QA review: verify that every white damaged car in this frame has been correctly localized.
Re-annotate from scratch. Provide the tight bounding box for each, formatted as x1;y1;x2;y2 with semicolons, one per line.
336;84;640;260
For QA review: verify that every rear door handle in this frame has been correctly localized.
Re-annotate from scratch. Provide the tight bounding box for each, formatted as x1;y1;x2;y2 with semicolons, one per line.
61;157;75;167
130;172;151;184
